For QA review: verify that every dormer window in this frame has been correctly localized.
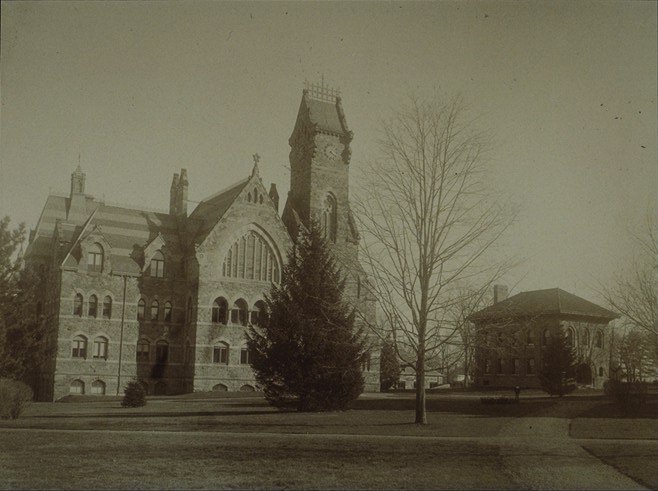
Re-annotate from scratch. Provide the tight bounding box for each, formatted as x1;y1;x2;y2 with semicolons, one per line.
88;243;103;273
150;251;165;278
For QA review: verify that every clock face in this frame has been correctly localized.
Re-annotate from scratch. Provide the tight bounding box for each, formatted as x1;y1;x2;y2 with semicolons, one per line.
323;143;340;159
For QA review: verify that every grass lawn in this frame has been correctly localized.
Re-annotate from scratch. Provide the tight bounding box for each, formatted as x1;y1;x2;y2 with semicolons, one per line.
0;429;515;490
582;442;658;491
1;390;654;490
0;392;560;437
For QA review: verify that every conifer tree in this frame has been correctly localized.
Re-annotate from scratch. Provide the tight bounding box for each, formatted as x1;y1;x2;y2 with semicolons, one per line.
248;222;366;411
379;337;400;391
538;329;577;396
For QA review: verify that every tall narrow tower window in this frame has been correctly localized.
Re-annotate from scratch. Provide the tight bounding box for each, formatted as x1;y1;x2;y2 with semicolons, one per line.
322;194;337;243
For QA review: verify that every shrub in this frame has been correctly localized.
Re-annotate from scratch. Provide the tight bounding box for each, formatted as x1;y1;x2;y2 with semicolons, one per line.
122;380;147;407
0;378;33;419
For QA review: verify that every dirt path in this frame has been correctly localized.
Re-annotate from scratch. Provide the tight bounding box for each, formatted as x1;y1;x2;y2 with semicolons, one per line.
497;400;648;490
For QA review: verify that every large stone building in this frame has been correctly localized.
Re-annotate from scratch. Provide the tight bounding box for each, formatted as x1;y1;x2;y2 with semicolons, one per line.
25;84;379;401
469;286;618;389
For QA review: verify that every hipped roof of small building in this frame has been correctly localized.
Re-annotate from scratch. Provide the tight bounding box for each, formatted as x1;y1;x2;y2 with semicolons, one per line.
467;288;618;322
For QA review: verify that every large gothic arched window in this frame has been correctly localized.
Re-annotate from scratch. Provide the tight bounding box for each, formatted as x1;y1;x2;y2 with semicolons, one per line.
222;231;280;282
322;194;337;243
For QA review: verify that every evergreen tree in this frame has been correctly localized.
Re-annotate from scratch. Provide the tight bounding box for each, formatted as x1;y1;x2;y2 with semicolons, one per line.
0;217;50;384
538;329;577;396
122;380;147;407
379;337;400;391
248;222;366;411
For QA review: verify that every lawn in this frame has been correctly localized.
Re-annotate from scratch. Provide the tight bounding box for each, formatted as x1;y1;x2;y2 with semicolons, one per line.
0;429;515;490
1;391;655;490
0;391;560;437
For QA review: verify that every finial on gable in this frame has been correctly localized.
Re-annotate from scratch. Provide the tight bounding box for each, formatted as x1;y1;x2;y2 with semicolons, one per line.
251;153;260;178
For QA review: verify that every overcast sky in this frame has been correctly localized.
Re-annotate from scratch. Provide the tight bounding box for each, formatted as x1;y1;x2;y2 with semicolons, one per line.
1;1;656;305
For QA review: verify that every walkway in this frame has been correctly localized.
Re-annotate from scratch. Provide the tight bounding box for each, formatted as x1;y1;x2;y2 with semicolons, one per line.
497;400;648;490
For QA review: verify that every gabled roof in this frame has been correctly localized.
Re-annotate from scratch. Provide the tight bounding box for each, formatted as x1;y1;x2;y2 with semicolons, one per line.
188;177;250;245
468;288;618;322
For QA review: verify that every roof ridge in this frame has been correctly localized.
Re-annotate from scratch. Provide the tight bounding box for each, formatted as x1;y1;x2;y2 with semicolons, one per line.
197;176;250;204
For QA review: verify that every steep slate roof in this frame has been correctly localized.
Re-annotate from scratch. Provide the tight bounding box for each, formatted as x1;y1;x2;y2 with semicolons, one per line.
468;288;618;321
26;193;180;276
188;177;250;245
306;98;347;135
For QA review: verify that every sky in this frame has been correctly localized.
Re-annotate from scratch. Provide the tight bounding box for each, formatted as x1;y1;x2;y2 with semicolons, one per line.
1;1;656;306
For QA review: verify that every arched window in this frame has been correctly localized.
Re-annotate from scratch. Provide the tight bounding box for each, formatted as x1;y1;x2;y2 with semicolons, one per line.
88;243;103;273
72;335;87;358
240;346;254;365
137;299;145;320
212;383;228;392
91;380;106;395
92;336;108;359
222;231;280;283
526;358;535;374
240;384;255;392
361;352;371;372
137;339;150;362
150;251;165;278
322;194;337;243
230;299;248;326
156;340;169;363
213;342;229;364
70;379;85;395
598;366;604;377
150;300;159;321
595;330;604;348
542;329;550;346
566;328;574;346
526;329;535;345
212;297;228;324
250;300;267;326
73;293;83;317
102;296;112;319
88;295;98;318
164;301;172;322
582;328;590;346
247;192;252;202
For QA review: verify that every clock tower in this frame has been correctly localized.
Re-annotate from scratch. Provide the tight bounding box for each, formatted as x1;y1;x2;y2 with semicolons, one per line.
283;82;380;390
283;81;360;255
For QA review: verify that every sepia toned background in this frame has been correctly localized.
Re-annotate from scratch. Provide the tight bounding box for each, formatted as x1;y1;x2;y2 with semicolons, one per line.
1;0;656;304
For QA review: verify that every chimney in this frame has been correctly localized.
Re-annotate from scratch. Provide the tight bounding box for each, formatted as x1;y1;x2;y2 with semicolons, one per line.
269;183;279;213
179;169;188;217
169;169;188;217
169;173;180;215
493;284;508;304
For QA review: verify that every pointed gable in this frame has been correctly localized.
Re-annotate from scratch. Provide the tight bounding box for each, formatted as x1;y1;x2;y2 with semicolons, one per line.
188;177;251;246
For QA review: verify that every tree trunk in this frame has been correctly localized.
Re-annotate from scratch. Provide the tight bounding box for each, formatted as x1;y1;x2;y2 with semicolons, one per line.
415;360;427;424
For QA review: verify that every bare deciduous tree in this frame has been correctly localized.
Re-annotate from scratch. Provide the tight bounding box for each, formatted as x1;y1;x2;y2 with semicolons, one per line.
600;213;657;338
355;96;516;424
